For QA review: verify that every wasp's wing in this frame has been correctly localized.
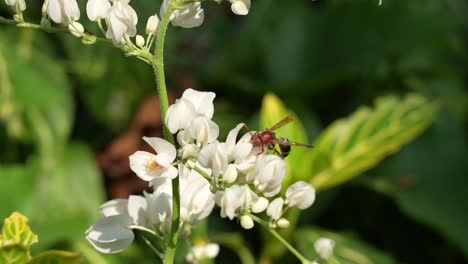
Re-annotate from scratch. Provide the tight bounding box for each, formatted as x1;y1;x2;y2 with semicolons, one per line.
269;115;294;131
272;139;313;148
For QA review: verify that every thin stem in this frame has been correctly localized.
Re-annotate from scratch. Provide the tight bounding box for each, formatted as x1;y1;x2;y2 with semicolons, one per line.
151;3;179;264
129;225;161;238
0;16;111;43
248;214;314;264
141;235;164;259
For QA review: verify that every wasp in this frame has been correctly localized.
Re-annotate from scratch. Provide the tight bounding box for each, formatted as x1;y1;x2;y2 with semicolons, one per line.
246;115;313;158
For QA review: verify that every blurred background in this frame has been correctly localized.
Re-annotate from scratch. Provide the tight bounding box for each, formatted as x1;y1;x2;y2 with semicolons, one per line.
1;0;467;263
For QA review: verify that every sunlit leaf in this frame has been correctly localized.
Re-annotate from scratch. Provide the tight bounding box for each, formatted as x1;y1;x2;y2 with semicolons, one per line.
306;94;437;190
295;227;396;264
0;212;38;249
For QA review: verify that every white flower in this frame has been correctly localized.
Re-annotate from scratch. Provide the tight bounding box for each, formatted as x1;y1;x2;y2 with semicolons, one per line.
129;137;178;182
86;0;111;21
251;197;269;213
314;238;335;259
160;0;204;28
68;21;84;37
106;0;138;44
198;141;228;177
216;185;256;220
266;197;284;220
240;215;254;229
165;88;216;134
146;14;160;34
230;0;250;15
85;214;134;254
99;199;129;217
47;0;80;25
188;116;219;144
177;131;199;159
179;164;215;225
285;181;316;209
186;243;220;263
253;155;286;197
4;0;26;11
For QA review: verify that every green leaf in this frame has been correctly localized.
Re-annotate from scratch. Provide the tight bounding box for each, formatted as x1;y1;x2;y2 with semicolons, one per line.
260;93;310;188
0;29;73;155
29;143;105;249
295;227;396;264
29;250;82;264
0;166;34;220
306;94;437;190
0;247;31;264
0;212;38;249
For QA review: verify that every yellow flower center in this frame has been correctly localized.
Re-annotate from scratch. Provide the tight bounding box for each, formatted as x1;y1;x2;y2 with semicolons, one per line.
146;159;163;171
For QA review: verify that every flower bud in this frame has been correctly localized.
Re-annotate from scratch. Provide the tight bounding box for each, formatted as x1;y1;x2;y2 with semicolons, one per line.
254;155;286;197
223;164;238;184
251;197;269;213
277;218;290;228
285;181;316;209
266;197;284;220
146;15;160;34
68;21;84;37
86;0;111;21
136;35;145;47
5;0;26;11
240;215;254;229
230;0;250;15
314;238;335;259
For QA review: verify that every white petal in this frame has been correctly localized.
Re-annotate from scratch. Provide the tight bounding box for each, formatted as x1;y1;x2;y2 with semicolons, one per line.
225;123;245;157
85;215;134;254
87;0;111;21
251;197;269;213
188;116;219;144
127;195;148;226
63;0;80;21
143;137;176;162
160;165;178;179
266;197;284;220
240;215;254;229
314;238;335;259
129;151;159;181
47;0;63;24
165;99;197;133
285;181;316;209
182;88;216;118
100;199;129;217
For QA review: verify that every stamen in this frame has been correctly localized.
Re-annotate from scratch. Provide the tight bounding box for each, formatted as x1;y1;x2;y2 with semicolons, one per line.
146;159;164;171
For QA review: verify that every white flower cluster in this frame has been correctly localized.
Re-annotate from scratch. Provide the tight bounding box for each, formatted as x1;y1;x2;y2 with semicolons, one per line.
86;89;316;255
3;0;252;46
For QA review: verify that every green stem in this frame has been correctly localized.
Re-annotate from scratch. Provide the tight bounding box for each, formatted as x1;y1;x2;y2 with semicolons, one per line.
151;4;179;264
0;16;111;43
249;214;313;264
152;5;175;143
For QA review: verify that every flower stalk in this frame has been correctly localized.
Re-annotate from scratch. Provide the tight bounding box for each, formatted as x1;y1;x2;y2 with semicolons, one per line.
151;3;179;263
248;213;314;264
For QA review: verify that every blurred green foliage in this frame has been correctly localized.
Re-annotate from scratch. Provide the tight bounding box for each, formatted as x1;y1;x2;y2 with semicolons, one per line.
1;0;468;263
